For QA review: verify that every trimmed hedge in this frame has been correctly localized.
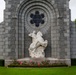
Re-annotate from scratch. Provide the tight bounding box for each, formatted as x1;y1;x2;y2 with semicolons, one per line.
71;59;76;66
0;59;4;66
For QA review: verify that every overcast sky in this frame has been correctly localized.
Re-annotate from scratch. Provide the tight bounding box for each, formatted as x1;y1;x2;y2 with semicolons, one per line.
0;0;76;22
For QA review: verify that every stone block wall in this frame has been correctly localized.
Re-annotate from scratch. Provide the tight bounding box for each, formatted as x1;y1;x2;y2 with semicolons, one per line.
0;22;4;59
3;0;21;59
70;22;76;58
54;0;71;60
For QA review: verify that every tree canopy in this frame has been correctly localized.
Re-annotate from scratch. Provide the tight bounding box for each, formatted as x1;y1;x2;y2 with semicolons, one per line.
74;19;76;25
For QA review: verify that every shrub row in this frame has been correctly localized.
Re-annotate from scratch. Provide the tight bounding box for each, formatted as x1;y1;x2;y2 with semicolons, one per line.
8;60;68;67
0;59;4;66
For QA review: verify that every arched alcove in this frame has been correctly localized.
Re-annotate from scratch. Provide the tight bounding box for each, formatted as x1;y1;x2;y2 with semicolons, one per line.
16;0;59;58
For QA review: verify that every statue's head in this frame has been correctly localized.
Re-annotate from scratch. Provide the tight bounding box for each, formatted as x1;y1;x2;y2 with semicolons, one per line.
29;31;36;37
37;31;43;36
33;31;36;34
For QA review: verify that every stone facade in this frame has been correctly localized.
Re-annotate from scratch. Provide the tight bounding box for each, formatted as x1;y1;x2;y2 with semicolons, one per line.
0;0;74;66
0;22;4;59
70;22;76;58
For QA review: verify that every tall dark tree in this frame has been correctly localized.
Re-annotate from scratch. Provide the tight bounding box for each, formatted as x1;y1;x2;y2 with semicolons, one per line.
74;19;76;25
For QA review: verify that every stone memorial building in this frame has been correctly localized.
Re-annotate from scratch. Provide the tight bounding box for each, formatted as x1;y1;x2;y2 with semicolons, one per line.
0;0;76;66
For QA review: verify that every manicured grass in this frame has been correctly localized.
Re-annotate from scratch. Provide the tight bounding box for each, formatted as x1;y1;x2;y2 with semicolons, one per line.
0;66;76;75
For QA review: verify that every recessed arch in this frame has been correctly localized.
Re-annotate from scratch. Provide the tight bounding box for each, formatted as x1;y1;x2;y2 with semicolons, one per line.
16;0;60;58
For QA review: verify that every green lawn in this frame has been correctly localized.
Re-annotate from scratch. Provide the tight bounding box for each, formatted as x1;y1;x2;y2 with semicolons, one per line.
0;66;76;75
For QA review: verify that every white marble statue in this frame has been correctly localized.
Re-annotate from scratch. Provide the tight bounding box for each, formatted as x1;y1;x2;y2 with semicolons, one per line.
28;31;48;58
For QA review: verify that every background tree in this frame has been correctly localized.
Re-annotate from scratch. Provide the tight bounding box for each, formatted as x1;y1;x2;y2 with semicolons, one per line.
74;19;76;25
